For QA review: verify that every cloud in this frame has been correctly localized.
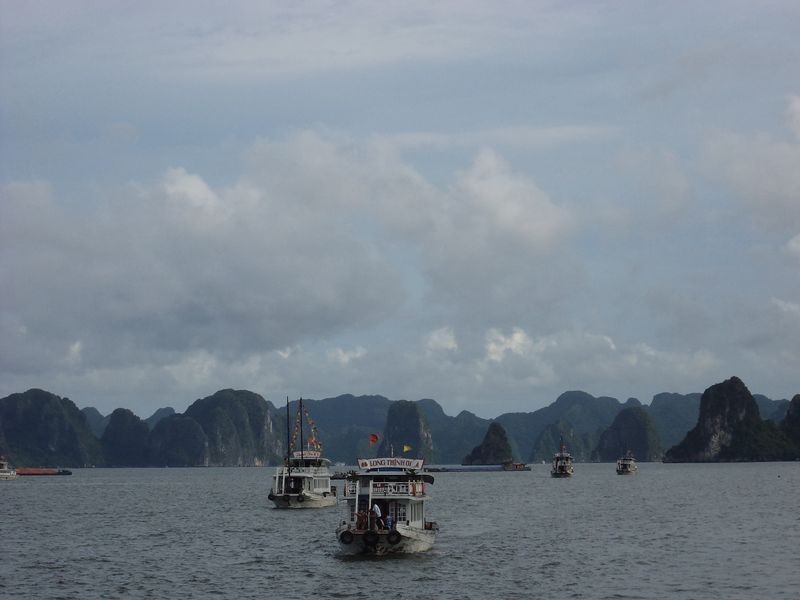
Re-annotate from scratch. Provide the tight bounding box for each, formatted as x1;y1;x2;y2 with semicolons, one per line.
426;327;458;353
458;149;574;247
788;94;800;139
0;2;597;85
485;327;533;362
704;96;800;233
787;233;800;259
243;133;578;329
64;341;83;367
327;346;367;366
0;129;586;412
382;125;615;151
615;147;692;220
0;154;405;376
476;327;720;399
771;297;800;321
3;122;794;416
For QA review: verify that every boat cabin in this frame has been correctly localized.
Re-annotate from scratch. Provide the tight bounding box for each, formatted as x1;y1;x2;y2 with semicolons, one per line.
341;457;435;532
272;450;336;497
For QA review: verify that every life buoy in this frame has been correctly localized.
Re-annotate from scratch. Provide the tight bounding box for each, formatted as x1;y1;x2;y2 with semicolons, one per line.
296;493;305;503
339;530;354;545
387;530;401;545
363;530;379;546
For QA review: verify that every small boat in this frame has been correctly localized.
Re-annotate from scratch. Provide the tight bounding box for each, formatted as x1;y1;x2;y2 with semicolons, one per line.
616;450;637;475
0;457;17;480
268;398;337;509
551;439;574;478
502;461;531;471
336;457;438;555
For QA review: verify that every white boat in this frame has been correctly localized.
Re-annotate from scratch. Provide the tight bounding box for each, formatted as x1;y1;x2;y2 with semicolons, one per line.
0;457;17;480
616;451;637;475
336;457;438;555
268;450;337;508
267;398;337;509
551;439;574;478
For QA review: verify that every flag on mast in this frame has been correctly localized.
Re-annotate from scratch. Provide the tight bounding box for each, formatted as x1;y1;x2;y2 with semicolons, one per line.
368;433;379;446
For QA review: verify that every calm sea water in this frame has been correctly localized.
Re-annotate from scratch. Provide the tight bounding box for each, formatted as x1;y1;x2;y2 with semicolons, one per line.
1;462;798;599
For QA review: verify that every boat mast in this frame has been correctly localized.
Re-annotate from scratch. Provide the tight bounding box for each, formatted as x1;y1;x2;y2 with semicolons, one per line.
299;397;304;461
286;396;291;477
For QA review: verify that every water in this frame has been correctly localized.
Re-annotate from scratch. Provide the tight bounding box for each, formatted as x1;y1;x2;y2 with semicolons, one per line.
1;463;798;599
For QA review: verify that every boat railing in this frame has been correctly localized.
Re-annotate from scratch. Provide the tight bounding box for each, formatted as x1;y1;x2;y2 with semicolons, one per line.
342;480;427;497
371;481;425;497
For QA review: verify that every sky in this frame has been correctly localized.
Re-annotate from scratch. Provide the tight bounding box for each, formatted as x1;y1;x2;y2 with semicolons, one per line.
1;1;799;419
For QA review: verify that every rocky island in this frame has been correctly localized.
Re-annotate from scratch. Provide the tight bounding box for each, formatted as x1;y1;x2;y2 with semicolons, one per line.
664;377;798;462
462;422;514;465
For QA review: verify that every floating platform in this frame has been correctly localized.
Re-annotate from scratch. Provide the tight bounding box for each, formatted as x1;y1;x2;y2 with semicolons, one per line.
15;468;72;476
425;463;531;473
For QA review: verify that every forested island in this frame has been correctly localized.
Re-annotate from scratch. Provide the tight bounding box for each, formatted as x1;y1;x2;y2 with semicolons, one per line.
1;377;798;468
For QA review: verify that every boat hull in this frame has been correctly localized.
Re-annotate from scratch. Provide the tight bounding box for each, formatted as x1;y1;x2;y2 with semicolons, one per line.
551;471;573;478
269;493;337;509
336;524;436;555
0;472;17;480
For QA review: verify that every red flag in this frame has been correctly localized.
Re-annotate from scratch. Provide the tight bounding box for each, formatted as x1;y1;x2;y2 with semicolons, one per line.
369;433;379;446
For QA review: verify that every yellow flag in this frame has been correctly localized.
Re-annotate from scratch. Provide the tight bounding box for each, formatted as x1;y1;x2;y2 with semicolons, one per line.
403;444;412;453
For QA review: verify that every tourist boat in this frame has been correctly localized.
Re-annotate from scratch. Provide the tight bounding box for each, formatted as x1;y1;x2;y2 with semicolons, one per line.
616;450;637;475
551;439;574;478
336;457;438;555
0;457;17;480
267;398;337;509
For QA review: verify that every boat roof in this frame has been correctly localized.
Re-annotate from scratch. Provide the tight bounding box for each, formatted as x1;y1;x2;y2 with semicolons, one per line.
353;457;434;483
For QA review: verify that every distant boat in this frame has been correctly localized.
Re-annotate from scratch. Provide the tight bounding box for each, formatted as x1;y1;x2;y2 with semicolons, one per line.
0;457;17;480
267;398;337;509
336;457;438;555
15;467;71;476
616;450;637;475
551;439;574;478
502;462;531;471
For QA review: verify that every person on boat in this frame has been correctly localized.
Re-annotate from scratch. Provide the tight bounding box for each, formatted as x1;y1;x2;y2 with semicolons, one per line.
356;510;368;530
371;502;384;530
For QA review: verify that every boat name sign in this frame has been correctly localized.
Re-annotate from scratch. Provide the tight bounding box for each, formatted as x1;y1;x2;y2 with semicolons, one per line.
358;457;424;470
293;450;321;458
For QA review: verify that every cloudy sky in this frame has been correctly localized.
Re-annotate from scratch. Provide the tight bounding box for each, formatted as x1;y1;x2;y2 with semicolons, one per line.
2;1;799;418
